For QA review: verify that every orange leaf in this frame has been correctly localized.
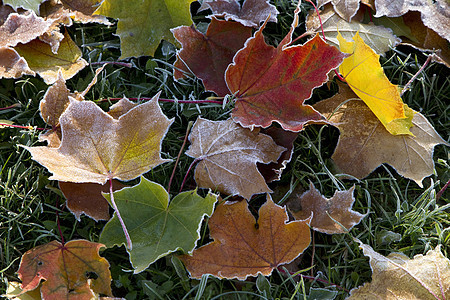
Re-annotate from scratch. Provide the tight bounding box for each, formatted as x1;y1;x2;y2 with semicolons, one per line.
18;240;112;299
180;197;311;279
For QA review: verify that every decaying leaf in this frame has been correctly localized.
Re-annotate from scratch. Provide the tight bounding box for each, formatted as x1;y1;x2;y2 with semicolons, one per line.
348;241;450;299
39;71;71;129
172;17;252;96
17;240;112;299
337;32;412;135
226;3;346;131
24;93;173;184
14;31;87;84
181;197;311;279
313;84;450;187
198;0;279;27
95;0;195;58
3;0;42;14
4;281;41;300
306;4;401;55
61;0;103;15
374;0;449;41
288;183;365;234
100;177;217;273
185;117;285;199
317;0;360;22
59;180;125;221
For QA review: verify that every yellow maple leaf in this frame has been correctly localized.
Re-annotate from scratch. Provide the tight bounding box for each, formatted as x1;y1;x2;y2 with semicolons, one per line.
337;32;414;135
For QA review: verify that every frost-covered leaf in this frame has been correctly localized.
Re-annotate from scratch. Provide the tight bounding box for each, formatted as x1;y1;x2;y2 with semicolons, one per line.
0;47;34;79
14;31;87;84
40;72;70;129
288;183;365;234
199;0;278;27
226;3;346;131
3;0;42;14
172;17;252;96
4;281;41;300
17;240;112;299
337;32;412;135
100;177;217;273
306;4;401;55
317;0;360;22
349;241;450;299
24;93;173;184
374;0;449;41
185;117;285;199
181;197;311;279
314;84;450;187
95;0;195;58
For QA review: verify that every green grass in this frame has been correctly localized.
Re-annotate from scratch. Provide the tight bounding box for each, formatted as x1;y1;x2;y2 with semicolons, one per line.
1;1;449;299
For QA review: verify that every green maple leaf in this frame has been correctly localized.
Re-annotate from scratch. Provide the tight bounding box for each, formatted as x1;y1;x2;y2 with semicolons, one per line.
100;177;217;273
95;0;195;58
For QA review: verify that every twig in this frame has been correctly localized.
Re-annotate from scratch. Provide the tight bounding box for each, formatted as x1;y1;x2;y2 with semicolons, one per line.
168;121;193;194
437;179;450;202
0;123;46;131
56;196;65;246
179;158;200;193
0;103;21;111
401;54;432;96
100;97;224;104
108;178;132;250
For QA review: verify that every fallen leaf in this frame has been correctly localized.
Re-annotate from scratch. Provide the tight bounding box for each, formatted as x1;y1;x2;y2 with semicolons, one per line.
0;47;34;79
337;32;412;135
180;196;311;279
0;11;53;48
306;4;401;55
374;0;449;42
107;97;137;119
18;240;112;299
257;127;297;183
288;182;365;234
172;17;252;96
59;180;125;221
3;0;42;14
40;0;111;26
185;117;285;199
100;177;217;273
61;0;103;15
39;71;70;129
24;93;173;184
313;84;450;187
226;3;346;132
94;0;195;58
14;31;88;84
348;241;450;299
0;4;15;26
317;0;360;22
198;0;278;27
4;281;41;300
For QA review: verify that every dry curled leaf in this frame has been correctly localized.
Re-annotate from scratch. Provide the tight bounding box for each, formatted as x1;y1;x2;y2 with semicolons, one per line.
317;0;360;22
314;84;450;187
288;182;365;234
349;240;450;299
185;117;285;199
180;197;311;279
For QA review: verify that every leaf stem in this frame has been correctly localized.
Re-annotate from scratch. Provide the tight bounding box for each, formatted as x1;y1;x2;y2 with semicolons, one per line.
278;267;349;292
179;158;200;193
56;196;65;246
108;178;132;250
401;54;432;96
0;123;46;131
0;103;21;111
100;97;224;104
168;121;193;195
437;179;450;202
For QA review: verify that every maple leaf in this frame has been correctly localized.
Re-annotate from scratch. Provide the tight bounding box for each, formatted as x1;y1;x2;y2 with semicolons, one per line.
3;0;42;14
40;72;70;130
172;17;252;97
24;93;173;184
94;0;195;58
17;240;112;299
0;47;34;79
198;0;279;27
306;4;401;55
287;183;365;234
60;0;103;15
317;0;360;22
100;177;217;273
4;281;41;300
313;83;450;187
348;240;450;299
337;32;413;135
374;0;449;42
226;3;346;132
14;31;88;84
185;117;286;199
180;197;311;280
59;180;125;221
